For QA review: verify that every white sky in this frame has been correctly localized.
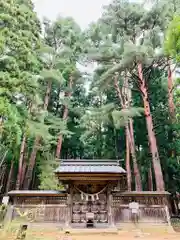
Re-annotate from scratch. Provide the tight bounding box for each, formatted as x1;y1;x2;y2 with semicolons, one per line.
32;0;144;76
33;0;112;29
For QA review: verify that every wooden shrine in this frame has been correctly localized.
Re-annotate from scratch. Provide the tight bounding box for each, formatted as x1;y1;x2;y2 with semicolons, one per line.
6;159;171;228
55;159;127;227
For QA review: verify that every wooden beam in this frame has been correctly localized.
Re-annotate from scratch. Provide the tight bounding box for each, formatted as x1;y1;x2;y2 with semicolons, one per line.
56;173;126;181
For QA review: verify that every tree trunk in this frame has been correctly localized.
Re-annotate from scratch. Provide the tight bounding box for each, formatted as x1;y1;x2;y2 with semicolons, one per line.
126;125;142;191
148;166;153;191
114;74;142;191
31;168;36;189
129;119;142;191
125;78;142;191
55;105;69;158
23;80;52;190
16;134;26;190
167;60;175;120
21;162;27;186
56;76;73;158
125;127;131;191
137;63;164;191
23;136;40;189
0;165;6;193
6;161;14;193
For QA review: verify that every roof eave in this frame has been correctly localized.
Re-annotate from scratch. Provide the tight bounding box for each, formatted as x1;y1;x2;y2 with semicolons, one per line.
55;172;126;181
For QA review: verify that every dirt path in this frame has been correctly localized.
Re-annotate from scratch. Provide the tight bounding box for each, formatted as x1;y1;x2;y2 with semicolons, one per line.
26;231;180;240
1;227;180;240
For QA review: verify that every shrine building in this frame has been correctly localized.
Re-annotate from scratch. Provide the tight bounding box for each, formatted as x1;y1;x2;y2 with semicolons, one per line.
6;159;170;228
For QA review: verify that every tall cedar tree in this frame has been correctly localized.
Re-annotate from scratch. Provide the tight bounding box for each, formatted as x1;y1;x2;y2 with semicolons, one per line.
24;17;82;189
0;0;42;189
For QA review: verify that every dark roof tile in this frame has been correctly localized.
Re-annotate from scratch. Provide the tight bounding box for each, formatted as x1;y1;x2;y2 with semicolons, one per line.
55;159;126;173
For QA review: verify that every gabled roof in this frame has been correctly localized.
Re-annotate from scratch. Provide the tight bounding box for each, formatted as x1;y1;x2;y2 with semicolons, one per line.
55;159;126;174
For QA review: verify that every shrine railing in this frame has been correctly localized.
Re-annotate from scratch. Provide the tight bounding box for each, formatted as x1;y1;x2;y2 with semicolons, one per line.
11;204;68;223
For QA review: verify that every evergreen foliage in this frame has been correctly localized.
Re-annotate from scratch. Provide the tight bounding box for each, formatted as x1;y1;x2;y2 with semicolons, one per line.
0;0;179;193
165;15;180;62
38;152;63;191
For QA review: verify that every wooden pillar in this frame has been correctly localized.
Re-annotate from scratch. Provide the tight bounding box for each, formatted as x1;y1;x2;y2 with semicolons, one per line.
107;184;114;227
173;198;178;215
165;205;171;226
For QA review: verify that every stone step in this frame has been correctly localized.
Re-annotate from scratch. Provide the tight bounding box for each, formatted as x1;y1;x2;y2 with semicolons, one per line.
27;223;118;235
25;222;176;235
64;228;118;235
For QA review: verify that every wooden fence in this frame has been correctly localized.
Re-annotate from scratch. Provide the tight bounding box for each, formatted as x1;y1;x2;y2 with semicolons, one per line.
12;204;68;223
113;204;168;223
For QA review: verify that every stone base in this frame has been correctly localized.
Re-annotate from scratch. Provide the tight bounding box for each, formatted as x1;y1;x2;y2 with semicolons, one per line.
117;222;175;234
25;223;118;235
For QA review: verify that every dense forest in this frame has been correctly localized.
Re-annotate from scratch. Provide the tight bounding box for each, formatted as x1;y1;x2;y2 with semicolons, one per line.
0;0;179;195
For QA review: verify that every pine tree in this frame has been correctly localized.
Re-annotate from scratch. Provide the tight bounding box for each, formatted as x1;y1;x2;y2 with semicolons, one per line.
85;3;144;190
98;0;166;190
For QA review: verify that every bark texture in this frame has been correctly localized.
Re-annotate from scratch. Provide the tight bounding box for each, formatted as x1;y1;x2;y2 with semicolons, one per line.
56;76;73;158
21;162;27;186
16;134;26;190
167;60;176;158
148;166;153;191
137;63;164;191
126;125;142;191
125;127;131;191
6;161;14;193
0;165;6;193
114;74;142;191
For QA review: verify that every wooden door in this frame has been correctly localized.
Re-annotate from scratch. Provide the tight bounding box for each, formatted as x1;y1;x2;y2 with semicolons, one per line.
72;186;108;224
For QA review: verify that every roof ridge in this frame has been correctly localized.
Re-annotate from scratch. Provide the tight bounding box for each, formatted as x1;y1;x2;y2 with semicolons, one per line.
59;159;122;161
55;162;126;174
60;162;119;165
